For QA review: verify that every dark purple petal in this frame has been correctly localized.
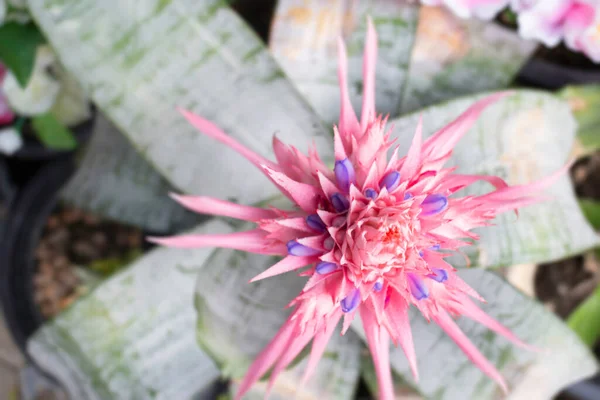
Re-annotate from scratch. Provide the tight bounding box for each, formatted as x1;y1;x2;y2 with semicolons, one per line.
429;268;449;283
286;240;321;257
408;273;429;300
364;188;377;199
340;288;361;313
331;193;350;213
334;158;356;193
421;194;448;216
316;261;338;274
379;171;401;191
306;214;326;232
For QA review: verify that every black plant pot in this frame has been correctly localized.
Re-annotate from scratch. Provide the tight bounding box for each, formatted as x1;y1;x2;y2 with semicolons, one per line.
517;58;600;90
562;374;600;400
0;156;16;241
0;157;76;357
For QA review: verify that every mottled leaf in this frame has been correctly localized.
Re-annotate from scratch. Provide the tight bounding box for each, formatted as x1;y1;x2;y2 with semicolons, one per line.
60;114;202;233
390;90;599;268
353;269;598;399
399;6;536;113
27;220;229;400
269;0;418;126
28;0;332;206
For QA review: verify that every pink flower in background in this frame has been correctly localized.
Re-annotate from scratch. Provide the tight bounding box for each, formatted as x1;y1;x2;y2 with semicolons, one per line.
569;3;600;62
421;0;510;19
517;0;600;62
0;64;15;125
151;21;561;400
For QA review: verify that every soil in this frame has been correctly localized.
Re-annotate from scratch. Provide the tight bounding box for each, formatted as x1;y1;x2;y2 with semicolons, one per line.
33;206;142;319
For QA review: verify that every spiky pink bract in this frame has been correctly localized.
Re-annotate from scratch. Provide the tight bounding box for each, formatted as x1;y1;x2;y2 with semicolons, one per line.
151;20;562;400
514;0;600;63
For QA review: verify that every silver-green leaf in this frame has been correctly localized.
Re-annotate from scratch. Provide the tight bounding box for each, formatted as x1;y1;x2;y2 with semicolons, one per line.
270;0;418;126
354;269;598;400
27;220;231;399
399;6;536;114
60;114;202;232
28;0;332;205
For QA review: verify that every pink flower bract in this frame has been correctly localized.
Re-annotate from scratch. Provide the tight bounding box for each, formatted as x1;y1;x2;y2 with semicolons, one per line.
517;0;600;62
152;20;563;400
0;64;14;125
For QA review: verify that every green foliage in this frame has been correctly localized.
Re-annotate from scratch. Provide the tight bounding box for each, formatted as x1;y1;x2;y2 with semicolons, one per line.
568;284;600;347
559;85;600;156
579;199;600;231
31;112;77;150
0;22;45;87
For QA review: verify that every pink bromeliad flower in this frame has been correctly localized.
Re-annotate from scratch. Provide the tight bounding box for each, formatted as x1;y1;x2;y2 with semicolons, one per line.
151;21;562;400
516;0;600;62
421;0;510;20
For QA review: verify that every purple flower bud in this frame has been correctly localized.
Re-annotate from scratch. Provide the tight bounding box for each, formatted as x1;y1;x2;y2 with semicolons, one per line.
373;280;383;292
316;261;338;274
408;273;429;300
340;288;361;313
364;188;378;199
306;214;326;232
404;192;413;200
287;240;321;257
429;268;449;283
331;193;350;213
379;171;401;192
334;158;356;193
421;194;448;216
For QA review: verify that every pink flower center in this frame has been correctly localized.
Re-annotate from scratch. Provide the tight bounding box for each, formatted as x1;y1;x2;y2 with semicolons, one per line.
340;194;422;284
